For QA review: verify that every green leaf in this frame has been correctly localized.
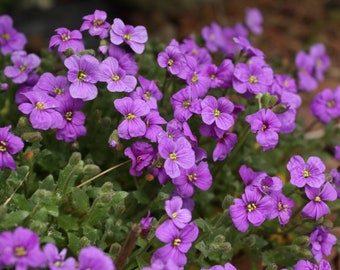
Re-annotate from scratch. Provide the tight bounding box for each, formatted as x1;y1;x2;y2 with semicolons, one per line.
194;218;211;232
39;174;56;191
58;214;79;231
71;187;90;212
132;190;150;204
0;210;30;229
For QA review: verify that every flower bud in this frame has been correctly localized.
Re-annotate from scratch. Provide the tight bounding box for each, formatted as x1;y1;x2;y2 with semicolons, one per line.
83;164;101;176
69;152;82;166
222;194;234;209
109;242;121;256
22;131;43;142
292;236;310;246
265;263;278;270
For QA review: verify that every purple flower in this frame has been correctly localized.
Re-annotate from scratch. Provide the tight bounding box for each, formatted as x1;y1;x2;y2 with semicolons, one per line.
309;43;330;81
113;96;150;139
0;15;27;55
295;51;317;91
184;56;211;97
245;8;263;35
173;161;212;197
287;155;326;188
202;262;236;270
157;43;186;76
252;175;283;195
143;110;167;143
293;259;332;270
49;27;84;53
335;145;340;161
238;164;267;186
77;246;115;270
43;243;76;270
171;86;202;122
98;56;137;93
330;167;340;198
201;95;234;131
164;196;192;228
310;87;340;124
124;141;154;176
158;137;195;179
212;131;238;162
233;36;265;58
229;186;272;232
201;22;224;52
203;59;234;89
0;226;46;269
130;75;163;109
110;18;148;54
309;225;337;263
34;72;70;98
4;50;40;84
18;91;64;130
80;10;110;39
152;222;199;267
267;192;294;226
108;44;138;75
179;37;212;66
0;125;24;170
142;258;183;270
64;54;100;101
140;210;153;238
245;108;281;151
301;182;337;220
55;93;87;142
233;57;273;94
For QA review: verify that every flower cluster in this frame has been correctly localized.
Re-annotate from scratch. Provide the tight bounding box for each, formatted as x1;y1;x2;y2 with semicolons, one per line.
0;226;115;270
0;6;339;270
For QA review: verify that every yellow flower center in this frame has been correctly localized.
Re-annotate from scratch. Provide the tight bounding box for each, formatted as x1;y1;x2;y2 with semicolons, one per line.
261;124;267;131
34;101;45;110
246;203;257;212
314;196;321;202
111;74;120;81
182;100;191;109
214;108;221;117
278;202;287;211
54;260;63;267
191;72;198;84
187;173;197;182
77;70;87;81
172;238;181;247
144;91;151;100
303;169;310;178
123;33;132;41
172;212;177;219
65;111;73;121
210;74;216;80
19;65;27;72
125;113;136;121
54;87;64;95
0;141;7;152
15;246;27;257
326;100;335;108
169;152;177;161
248;75;258;84
2;33;10;41
92;19;104;27
61;33;70;42
167;59;174;67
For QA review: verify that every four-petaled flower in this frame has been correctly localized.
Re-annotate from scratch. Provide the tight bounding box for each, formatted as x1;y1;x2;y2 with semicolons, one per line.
113;96;150;139
110;18;148;54
287;155;326;188
301;182;337;220
229;186;272;232
158;137;195;179
0;125;24;170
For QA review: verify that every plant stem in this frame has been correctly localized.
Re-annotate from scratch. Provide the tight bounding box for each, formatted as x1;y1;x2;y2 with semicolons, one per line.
76;160;131;188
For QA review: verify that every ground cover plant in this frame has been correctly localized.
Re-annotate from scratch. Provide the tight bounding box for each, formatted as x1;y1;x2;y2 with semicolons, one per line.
0;7;339;270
